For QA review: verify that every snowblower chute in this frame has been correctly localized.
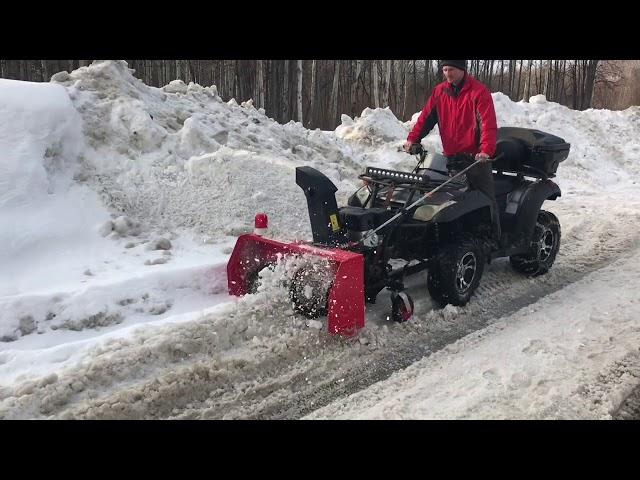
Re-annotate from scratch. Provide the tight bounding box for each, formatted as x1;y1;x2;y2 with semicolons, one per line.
227;167;365;336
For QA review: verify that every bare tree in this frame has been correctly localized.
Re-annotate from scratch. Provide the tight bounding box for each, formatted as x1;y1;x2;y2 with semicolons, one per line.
402;61;409;119
296;60;303;123
40;60;49;82
351;59;362;114
282;60;289;121
373;60;380;108
583;60;600;109
382;60;391;108
412;60;418;113
516;60;523;100
330;60;340;124
309;60;317;126
255;60;265;109
522;60;532;101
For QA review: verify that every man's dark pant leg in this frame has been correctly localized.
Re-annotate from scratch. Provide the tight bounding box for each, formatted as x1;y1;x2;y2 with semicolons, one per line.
465;162;501;241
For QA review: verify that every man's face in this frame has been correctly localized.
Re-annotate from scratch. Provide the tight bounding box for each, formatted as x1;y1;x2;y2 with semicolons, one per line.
443;66;465;84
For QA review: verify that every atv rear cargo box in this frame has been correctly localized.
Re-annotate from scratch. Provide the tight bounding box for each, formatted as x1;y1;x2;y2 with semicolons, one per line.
494;127;570;176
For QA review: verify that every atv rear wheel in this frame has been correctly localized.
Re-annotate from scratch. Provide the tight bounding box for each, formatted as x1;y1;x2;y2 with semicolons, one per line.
510;210;561;277
427;236;485;307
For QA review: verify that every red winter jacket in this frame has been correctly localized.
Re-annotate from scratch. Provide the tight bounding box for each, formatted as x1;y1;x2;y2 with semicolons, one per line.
407;73;497;157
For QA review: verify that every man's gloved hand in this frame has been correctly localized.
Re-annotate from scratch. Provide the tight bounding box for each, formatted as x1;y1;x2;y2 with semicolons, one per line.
475;152;491;163
403;142;423;155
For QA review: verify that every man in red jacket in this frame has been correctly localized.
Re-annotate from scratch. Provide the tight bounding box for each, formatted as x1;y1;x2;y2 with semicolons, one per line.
404;60;501;241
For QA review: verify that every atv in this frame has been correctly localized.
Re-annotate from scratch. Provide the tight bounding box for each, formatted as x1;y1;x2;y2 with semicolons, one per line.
227;127;570;336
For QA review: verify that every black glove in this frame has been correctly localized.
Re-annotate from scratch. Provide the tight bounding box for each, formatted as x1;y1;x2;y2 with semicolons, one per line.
408;143;424;155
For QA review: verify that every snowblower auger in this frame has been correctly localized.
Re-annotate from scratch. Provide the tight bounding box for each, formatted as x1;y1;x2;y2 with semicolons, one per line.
227;166;366;337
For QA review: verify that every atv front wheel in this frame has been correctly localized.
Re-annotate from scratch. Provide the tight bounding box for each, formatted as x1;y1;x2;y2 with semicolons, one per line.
246;263;276;294
289;266;332;318
427;236;485;307
510;210;561;276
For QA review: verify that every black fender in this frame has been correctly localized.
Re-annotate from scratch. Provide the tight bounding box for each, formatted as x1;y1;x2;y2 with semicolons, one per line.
510;179;561;244
432;190;492;223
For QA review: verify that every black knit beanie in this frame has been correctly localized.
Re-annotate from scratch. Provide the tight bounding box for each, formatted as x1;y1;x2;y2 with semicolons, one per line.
441;60;467;71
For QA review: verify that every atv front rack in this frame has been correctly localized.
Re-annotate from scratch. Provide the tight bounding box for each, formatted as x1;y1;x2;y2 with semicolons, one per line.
361;167;431;186
360;167;465;193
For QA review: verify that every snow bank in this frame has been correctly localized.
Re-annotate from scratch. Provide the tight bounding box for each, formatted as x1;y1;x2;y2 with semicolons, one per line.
0;78;117;301
0;79;81;208
49;61;365;242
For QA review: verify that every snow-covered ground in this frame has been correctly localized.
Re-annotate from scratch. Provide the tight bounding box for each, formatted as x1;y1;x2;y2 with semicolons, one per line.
1;61;639;419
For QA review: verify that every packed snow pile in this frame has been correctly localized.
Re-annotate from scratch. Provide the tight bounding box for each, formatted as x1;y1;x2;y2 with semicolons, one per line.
0;78;82;209
335;107;410;144
50;61;366;243
0;78;116;301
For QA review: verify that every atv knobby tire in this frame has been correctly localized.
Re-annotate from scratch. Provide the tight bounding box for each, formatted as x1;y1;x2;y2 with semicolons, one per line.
246;263;277;294
510;210;561;277
428;235;485;307
289;267;332;319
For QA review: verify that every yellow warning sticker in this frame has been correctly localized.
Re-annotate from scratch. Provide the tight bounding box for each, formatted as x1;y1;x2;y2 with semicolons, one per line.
329;213;340;232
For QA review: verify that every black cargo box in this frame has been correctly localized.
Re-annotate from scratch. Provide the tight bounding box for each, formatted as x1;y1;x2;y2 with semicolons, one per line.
493;127;570;176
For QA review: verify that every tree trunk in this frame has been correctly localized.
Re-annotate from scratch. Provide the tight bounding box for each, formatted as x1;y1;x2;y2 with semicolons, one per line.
41;60;49;82
309;60;317;127
583;60;599;109
351;59;362;115
559;60;567;105
373;61;380;108
412;60;417;113
516;60;523;100
255;60;265;109
187;60;196;84
402;61;409;120
282;60;289;121
296;60;303;123
330;60;340;126
382;60;391;108
571;61;579;109
524;60;532;101
543;60;552;98
424;60;429;93
233;60;240;100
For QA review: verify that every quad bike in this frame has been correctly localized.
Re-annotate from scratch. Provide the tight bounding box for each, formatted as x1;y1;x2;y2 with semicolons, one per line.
227;127;570;336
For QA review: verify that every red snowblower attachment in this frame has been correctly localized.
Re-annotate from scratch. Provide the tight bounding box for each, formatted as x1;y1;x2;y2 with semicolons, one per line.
227;167;365;337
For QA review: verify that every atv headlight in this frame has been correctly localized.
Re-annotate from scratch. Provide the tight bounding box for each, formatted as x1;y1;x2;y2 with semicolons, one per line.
413;200;456;222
